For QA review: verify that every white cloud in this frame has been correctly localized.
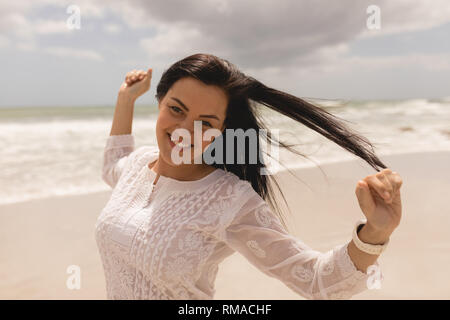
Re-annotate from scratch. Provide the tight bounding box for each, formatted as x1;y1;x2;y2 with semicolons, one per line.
3;0;450;70
139;23;230;67
129;0;450;70
346;53;450;71
358;0;450;39
0;34;10;47
239;48;450;99
1;0;450;102
43;46;103;61
35;19;71;34
0;13;34;39
0;0;108;35
103;23;122;34
16;41;37;52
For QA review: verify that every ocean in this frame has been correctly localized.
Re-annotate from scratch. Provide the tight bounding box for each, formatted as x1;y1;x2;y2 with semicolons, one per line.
1;98;449;205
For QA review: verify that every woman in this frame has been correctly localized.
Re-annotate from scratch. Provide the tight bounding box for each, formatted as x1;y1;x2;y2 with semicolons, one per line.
95;53;403;300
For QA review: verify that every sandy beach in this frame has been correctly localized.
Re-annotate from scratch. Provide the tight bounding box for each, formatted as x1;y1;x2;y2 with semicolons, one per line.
1;150;449;299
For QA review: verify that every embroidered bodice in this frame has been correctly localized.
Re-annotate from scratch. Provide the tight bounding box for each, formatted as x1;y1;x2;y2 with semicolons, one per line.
94;134;383;300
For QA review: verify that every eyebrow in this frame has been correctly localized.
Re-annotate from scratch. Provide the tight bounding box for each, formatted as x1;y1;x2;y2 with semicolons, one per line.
170;97;220;121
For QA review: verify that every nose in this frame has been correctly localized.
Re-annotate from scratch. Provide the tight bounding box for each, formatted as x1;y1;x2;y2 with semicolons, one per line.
172;119;195;142
181;118;195;134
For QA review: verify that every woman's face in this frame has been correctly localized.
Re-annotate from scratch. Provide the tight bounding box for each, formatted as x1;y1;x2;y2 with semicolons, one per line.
155;77;228;167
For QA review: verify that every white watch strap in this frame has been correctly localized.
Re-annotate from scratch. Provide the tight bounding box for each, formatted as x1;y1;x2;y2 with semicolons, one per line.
352;218;389;255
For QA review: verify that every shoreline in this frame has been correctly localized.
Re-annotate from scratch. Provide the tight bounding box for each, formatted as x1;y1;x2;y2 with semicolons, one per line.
1;149;449;207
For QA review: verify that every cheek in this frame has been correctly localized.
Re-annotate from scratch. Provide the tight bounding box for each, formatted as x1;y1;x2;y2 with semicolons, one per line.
157;110;173;127
155;117;163;141
155;113;173;149
156;111;177;140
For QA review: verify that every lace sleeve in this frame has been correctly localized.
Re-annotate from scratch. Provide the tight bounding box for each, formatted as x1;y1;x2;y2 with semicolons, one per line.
219;190;384;300
102;134;135;188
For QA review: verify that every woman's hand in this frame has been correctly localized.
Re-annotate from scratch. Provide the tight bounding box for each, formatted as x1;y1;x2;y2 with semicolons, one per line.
355;168;403;240
118;68;153;101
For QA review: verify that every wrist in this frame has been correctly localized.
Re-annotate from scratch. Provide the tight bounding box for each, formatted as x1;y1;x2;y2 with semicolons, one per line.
117;91;137;104
358;223;391;245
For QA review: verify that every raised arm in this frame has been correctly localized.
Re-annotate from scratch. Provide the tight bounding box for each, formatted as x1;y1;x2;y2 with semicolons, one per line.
110;68;152;136
219;190;383;300
102;68;153;188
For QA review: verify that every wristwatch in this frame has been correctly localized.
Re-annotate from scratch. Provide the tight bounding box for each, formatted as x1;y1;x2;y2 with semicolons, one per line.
352;218;389;255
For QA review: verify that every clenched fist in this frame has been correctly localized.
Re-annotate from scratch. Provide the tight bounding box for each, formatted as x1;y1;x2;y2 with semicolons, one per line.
119;68;153;101
355;168;403;241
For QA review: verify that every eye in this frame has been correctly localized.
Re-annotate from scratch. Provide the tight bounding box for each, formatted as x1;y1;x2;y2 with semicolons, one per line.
169;106;183;114
202;120;213;127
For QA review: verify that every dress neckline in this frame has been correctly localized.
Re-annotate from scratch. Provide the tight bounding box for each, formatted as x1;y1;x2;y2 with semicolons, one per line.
145;149;224;192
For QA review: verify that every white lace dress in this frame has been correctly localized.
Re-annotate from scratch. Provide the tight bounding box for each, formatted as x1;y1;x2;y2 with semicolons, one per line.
95;134;383;300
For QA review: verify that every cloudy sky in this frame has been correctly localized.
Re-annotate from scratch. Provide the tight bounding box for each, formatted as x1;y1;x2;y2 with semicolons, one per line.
1;0;449;107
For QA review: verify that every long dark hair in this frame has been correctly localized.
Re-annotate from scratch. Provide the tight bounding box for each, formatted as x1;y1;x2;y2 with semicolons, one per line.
155;53;386;231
